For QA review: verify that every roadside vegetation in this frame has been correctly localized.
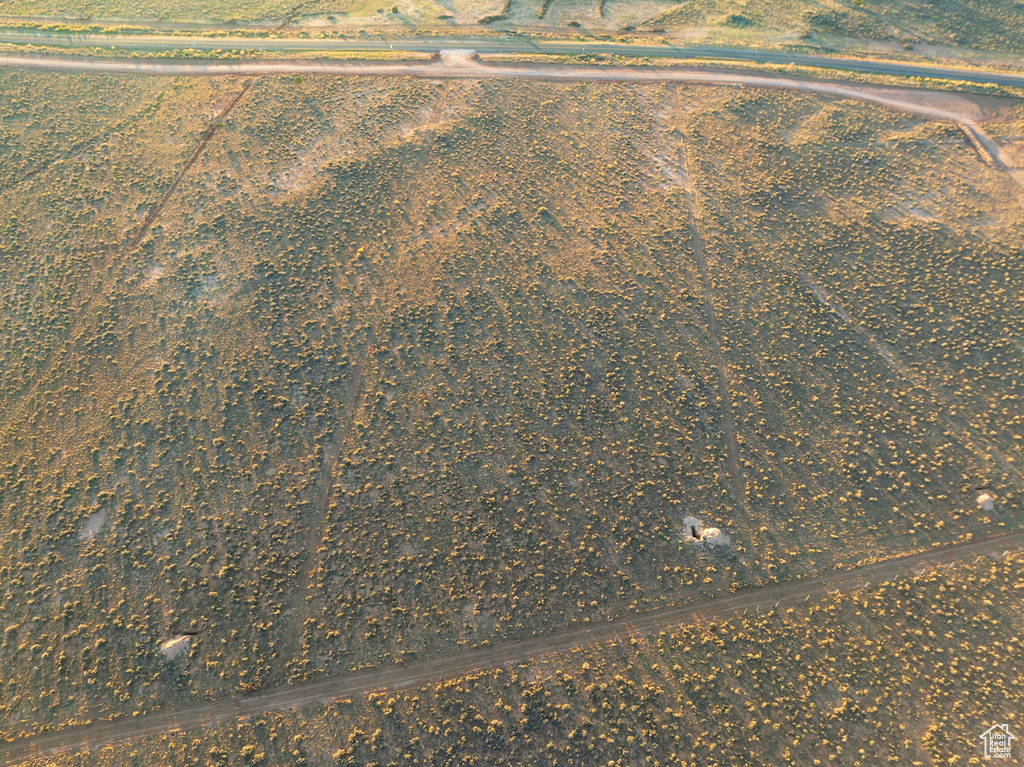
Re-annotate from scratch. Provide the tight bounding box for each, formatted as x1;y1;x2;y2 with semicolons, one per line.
642;0;1024;54
1;0;1023;56
0;69;1021;747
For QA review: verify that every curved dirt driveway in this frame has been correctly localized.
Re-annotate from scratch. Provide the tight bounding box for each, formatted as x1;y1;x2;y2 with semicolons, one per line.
3;529;1023;764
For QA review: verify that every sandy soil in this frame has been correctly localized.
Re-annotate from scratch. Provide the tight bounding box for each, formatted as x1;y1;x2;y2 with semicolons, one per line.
77;509;108;540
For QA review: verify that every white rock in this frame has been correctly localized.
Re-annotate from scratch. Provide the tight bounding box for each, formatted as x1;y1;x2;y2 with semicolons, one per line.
159;635;191;661
978;493;995;511
701;527;731;546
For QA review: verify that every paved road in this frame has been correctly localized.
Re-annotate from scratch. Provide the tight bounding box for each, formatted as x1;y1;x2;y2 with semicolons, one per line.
2;30;1024;88
3;529;1022;764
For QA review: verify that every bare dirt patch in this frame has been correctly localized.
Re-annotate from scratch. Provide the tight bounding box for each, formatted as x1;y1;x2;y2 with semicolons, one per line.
78;508;108;541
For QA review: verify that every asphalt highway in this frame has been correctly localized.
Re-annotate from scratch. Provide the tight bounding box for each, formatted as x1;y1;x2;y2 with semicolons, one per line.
3;528;1022;765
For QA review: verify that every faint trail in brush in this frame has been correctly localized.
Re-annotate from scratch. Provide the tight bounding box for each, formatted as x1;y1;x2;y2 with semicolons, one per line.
799;272;1024;490
688;222;745;506
285;82;452;666
1;94;166;194
290;329;372;590
0;76;255;450
5;528;1023;765
278;316;375;672
128;80;252;249
672;88;746;516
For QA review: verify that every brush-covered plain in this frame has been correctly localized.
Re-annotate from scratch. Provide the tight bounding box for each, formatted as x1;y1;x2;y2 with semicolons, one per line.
0;70;1022;741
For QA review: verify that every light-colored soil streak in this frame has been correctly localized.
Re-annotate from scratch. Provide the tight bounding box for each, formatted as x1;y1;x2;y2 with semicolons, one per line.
799;272;1024;490
4;528;1023;765
688;210;746;509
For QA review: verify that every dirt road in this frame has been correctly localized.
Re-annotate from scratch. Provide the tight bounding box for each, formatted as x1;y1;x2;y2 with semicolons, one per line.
1;52;1018;191
3;528;1022;764
1;32;1024;90
0;54;1004;127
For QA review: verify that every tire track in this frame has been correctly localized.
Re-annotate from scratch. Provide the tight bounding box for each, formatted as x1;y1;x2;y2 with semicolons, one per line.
0;93;166;194
128;79;252;249
295;343;371;594
673;89;746;512
283;331;372;667
284;83;450;661
800;272;1024;490
0;76;254;449
689;220;745;507
4;528;1023;765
